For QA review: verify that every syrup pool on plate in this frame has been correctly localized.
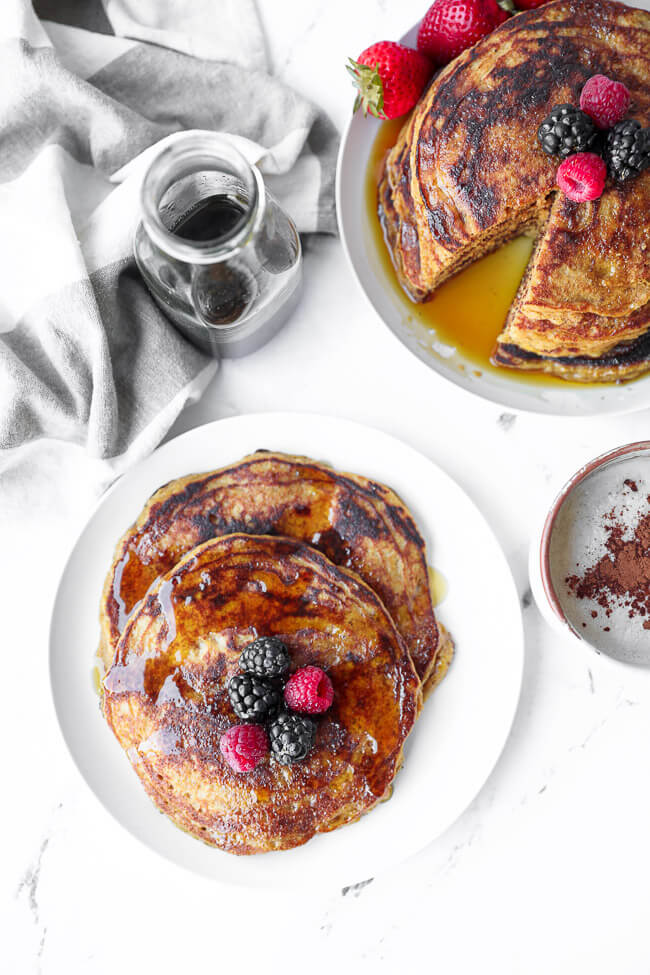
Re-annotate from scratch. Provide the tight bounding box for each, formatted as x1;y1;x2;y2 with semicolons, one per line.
427;566;448;607
364;119;590;389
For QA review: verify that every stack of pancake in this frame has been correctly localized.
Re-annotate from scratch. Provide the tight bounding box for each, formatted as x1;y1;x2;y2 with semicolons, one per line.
379;0;650;382
99;452;452;854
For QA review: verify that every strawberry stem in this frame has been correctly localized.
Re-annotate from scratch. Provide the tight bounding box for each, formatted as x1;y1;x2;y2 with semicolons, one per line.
347;58;385;118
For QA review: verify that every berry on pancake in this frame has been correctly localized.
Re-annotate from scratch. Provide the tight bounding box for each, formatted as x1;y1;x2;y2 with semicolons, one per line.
605;120;650;182
228;673;281;723
556;152;607;202
240;636;291;679
220;724;268;773
537;104;599;158
269;713;316;765
284;666;334;715
580;74;630;130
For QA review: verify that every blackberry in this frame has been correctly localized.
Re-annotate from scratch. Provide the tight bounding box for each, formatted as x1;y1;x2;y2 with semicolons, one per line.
537;104;599;159
227;673;280;723
269;712;315;765
240;637;291;679
605;120;650;182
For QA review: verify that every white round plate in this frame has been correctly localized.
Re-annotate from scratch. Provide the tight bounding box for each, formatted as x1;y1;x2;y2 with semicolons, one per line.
336;16;650;417
50;413;523;887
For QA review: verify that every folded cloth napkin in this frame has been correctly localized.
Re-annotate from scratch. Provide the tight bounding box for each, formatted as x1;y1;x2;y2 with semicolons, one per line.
0;0;338;473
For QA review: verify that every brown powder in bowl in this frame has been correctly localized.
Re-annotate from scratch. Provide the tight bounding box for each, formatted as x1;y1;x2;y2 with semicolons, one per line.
566;488;650;630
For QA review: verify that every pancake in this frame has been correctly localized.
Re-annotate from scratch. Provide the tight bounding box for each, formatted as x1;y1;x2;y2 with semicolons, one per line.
102;534;422;854
511;178;650;323
99;452;441;688
379;0;650;381
493;176;650;379
492;325;650;381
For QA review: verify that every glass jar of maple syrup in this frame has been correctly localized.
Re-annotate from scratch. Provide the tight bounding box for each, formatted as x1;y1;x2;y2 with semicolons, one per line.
135;133;302;358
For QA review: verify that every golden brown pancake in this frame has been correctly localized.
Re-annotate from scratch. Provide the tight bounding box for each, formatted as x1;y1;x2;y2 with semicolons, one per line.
379;0;650;381
514;179;650;322
99;452;441;687
493;324;650;381
493;176;650;379
102;534;422;854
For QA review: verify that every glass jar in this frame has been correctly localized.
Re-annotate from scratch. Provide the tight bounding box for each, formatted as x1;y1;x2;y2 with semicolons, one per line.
134;132;302;358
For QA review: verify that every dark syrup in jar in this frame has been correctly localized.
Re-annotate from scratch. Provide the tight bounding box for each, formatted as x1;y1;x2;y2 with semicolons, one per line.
172;194;254;325
172;194;245;242
137;180;302;357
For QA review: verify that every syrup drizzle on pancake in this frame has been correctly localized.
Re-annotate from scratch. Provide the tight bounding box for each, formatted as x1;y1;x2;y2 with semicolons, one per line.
102;535;422;854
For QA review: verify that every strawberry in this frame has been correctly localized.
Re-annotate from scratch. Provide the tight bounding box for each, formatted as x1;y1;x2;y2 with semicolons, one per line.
417;0;507;66
348;41;433;120
515;0;549;8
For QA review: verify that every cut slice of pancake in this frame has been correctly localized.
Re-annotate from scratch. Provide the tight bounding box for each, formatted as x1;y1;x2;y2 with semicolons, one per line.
102;534;422;854
378;0;650;381
514;178;650;323
99;452;442;687
494;176;650;380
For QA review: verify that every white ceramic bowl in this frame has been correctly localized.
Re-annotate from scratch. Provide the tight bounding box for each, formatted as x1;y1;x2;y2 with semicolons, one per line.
336;13;650;417
529;441;650;666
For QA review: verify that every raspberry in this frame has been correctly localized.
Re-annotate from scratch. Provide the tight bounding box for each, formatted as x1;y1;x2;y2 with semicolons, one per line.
556;153;607;203
219;724;268;773
284;666;334;715
580;74;630;131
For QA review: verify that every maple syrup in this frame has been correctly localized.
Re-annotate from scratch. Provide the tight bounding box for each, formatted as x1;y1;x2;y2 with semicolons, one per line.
172;194;246;242
427;566;448;608
91;664;102;696
364;119;588;389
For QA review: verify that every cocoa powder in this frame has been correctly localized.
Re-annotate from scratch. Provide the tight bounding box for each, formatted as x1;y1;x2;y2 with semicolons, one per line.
566;485;650;630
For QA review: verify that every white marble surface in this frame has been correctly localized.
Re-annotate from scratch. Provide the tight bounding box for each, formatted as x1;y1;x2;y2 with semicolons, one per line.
5;0;650;971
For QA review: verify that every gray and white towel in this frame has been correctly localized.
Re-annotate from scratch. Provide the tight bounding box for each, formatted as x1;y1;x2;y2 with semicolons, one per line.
0;0;338;473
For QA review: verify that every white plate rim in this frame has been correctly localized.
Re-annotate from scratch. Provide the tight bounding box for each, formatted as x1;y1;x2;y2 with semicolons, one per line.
335;16;650;418
49;412;524;888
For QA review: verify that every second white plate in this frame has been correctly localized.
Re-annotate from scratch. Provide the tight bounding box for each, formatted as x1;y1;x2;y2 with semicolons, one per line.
50;413;523;887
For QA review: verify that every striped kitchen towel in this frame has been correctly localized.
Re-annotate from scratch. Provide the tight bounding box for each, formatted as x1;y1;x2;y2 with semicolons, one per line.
0;0;338;471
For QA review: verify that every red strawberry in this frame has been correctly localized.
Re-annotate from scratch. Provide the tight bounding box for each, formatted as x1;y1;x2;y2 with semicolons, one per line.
348;41;433;119
556;153;607;203
580;74;630;130
417;0;507;66
515;0;549;9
